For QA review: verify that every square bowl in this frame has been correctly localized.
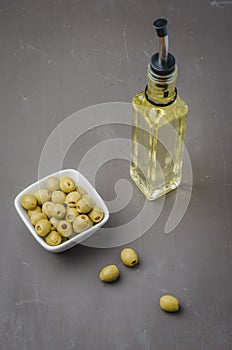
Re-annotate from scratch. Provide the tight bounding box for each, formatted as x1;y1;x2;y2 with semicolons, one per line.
14;169;109;253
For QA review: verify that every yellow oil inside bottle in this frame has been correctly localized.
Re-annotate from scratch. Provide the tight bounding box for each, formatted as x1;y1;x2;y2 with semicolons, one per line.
130;66;188;200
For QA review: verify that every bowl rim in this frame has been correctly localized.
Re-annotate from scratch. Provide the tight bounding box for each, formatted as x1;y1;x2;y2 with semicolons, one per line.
14;169;109;252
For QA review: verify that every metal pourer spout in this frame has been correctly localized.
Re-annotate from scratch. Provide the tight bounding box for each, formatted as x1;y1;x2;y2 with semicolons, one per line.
153;18;168;66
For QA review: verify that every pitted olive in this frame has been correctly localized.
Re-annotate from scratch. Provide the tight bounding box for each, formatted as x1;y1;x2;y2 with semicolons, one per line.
120;248;139;267
28;206;41;217
60;176;76;193
35;219;51;237
30;212;47;226
159;295;180;313
20;194;37;210
57;220;73;237
99;265;120;283
34;189;50;205
45;231;62;246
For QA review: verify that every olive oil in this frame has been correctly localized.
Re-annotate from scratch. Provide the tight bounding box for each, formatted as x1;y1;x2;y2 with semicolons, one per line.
130;19;188;200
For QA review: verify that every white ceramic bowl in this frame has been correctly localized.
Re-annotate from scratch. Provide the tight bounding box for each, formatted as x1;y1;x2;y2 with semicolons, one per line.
14;169;109;253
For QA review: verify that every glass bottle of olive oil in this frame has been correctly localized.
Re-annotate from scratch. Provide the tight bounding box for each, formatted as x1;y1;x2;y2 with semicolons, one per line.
130;18;188;200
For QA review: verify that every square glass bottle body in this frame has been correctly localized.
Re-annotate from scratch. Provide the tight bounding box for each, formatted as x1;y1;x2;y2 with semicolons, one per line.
130;76;188;200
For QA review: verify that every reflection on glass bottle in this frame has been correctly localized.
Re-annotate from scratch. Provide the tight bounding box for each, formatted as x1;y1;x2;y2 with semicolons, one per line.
130;18;188;200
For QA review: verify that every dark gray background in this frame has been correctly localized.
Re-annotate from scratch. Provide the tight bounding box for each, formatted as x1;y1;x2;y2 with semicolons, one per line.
1;0;232;349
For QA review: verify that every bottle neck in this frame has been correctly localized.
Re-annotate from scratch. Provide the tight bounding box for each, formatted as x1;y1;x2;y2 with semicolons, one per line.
146;64;178;106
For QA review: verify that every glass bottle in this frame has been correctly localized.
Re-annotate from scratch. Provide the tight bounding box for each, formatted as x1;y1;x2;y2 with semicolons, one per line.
130;18;188;200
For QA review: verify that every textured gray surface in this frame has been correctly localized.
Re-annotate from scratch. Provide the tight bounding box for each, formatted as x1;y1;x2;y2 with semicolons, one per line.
1;0;232;349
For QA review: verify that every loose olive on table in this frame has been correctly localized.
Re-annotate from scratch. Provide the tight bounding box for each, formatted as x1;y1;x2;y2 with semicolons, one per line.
99;265;120;283
159;295;180;313
120;248;139;267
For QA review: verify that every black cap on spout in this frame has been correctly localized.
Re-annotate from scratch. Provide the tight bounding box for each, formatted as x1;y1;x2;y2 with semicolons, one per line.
153;18;168;37
150;18;175;76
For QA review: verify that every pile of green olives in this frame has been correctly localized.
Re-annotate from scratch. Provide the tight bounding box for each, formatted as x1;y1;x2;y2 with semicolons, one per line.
20;175;104;246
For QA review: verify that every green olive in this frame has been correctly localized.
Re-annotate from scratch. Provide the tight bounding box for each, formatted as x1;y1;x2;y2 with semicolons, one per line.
35;219;51;237
65;191;81;207
120;248;139;267
159;295;180;313
73;214;93;233
99;265;120;283
76;186;87;196
51;190;66;204
60;176;76;193
66;207;79;223
88;206;104;223
46;176;60;192
76;195;94;213
51;203;66;220
57;220;73;237
50;216;59;228
30;212;47;226
34;189;50;205
20;194;37;210
45;231;62;246
27;206;41;217
42;201;54;217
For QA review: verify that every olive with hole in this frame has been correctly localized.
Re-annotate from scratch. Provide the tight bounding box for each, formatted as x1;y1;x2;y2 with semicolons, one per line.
60;176;76;193
51;203;66;220
46;176;60;192
66;207;79;223
73;214;93;233
30;212;47;226
65;191;81;207
28;206;41;217
20;194;37;210
88;206;104;223
50;216;59;228
57;220;73;237
99;265;120;283
76;195;94;213
120;248;139;267
159;295;180;313
45;231;62;246
35;219;51;237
